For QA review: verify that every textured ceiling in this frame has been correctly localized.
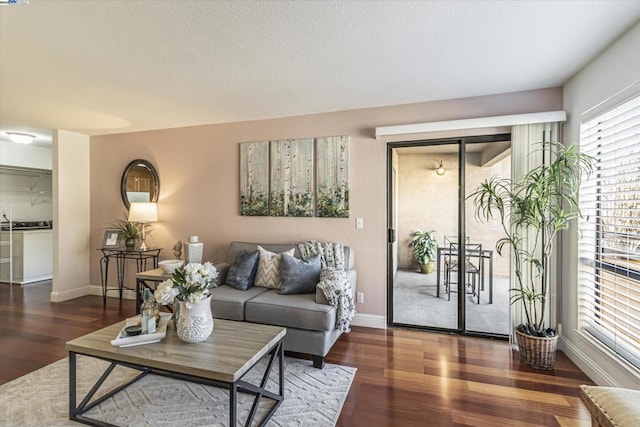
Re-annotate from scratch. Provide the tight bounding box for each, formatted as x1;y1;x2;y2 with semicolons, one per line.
1;0;639;144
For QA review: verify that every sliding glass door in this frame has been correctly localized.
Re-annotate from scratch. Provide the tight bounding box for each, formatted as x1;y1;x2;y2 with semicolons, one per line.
388;135;511;337
389;142;460;330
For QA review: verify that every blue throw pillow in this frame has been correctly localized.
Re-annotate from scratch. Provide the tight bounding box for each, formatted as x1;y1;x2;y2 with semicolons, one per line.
279;253;322;295
225;249;260;291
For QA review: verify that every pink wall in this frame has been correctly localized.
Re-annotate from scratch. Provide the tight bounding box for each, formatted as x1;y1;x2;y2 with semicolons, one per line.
90;88;562;318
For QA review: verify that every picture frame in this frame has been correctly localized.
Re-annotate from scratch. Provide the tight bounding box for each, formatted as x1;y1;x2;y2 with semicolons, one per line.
239;134;350;218
240;140;270;216
316;136;350;218
101;229;122;248
270;138;314;217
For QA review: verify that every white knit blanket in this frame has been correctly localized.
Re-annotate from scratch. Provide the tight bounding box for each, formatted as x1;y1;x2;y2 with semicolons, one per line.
297;241;356;332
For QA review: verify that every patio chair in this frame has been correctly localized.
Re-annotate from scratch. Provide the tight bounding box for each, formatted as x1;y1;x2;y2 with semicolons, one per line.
444;242;482;303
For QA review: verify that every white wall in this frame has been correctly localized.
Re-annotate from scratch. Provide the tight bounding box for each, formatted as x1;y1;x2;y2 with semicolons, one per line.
0;140;52;170
562;23;640;389
0;171;53;220
51;130;91;302
0;141;53;220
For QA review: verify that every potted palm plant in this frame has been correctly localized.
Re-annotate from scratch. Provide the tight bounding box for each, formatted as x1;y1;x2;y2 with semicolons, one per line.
469;142;594;369
110;216;140;248
410;230;438;274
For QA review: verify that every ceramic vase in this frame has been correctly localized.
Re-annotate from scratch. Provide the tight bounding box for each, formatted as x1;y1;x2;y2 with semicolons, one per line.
184;236;204;264
175;295;213;343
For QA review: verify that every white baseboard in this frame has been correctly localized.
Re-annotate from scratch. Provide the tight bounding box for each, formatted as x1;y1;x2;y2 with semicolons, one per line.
51;284;138;302
560;334;640;388
50;286;90;302
350;313;387;329
88;284;137;300
15;275;53;285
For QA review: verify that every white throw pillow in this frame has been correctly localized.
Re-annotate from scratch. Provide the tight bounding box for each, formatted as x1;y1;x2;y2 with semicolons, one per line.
254;246;295;289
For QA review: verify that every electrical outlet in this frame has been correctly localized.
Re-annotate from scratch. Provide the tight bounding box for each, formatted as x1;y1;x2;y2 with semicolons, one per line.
356;292;364;304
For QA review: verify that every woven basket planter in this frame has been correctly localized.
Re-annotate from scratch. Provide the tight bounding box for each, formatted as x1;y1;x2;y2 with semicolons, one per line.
515;329;558;370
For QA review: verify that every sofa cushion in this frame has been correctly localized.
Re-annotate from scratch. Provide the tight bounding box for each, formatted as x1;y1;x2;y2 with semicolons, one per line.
245;290;336;332
254;246;295;289
225;249;259;291
224;241;354;270
210;285;269;321
280;253;321;295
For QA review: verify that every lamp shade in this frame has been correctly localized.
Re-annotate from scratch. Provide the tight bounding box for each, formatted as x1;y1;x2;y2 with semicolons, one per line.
128;202;158;223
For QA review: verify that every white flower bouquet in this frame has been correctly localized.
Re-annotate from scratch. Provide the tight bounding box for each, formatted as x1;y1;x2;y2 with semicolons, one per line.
155;262;219;309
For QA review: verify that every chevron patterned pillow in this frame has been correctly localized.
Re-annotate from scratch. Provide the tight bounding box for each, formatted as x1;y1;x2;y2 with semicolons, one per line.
254;246;295;289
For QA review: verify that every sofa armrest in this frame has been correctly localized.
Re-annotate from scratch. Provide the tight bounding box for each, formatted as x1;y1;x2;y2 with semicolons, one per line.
346;269;357;297
214;262;230;285
315;287;329;305
315;269;357;305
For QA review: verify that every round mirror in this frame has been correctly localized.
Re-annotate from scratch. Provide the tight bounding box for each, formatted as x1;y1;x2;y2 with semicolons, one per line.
120;159;159;209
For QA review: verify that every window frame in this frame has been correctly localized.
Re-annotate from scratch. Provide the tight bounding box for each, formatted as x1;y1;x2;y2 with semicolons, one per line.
578;83;640;370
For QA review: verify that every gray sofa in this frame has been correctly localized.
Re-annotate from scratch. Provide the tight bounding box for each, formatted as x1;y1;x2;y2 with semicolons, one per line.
211;241;356;368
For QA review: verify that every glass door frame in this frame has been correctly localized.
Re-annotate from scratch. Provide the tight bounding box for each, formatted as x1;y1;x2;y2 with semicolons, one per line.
386;133;510;338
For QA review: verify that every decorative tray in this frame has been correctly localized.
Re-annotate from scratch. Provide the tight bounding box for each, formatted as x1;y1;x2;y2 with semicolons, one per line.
110;313;172;347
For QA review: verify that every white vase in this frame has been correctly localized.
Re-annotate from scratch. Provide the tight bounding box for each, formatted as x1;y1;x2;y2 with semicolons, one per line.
183;236;204;264
175;295;213;343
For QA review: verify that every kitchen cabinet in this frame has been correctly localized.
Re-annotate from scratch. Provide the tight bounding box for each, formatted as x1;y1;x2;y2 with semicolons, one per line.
0;229;52;284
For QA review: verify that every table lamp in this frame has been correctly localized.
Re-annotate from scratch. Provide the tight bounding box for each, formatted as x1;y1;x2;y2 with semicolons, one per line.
128;202;157;250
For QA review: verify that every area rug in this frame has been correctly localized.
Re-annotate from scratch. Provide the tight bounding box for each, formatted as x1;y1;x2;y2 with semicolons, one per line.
0;355;355;426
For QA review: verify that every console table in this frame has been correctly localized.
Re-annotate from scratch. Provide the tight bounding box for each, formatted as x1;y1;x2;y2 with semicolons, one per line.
99;247;162;304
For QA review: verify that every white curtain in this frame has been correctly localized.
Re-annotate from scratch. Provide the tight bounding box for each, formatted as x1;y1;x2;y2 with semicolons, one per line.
509;122;561;343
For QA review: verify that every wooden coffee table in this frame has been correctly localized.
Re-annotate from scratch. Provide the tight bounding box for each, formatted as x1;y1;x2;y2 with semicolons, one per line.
66;319;286;426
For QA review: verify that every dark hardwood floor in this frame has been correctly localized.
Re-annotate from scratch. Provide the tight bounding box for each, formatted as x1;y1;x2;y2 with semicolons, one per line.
1;281;594;426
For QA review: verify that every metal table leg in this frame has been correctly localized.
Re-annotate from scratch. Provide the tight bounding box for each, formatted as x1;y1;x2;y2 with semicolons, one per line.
436;247;442;298
116;255;126;300
69;352;77;421
99;256;109;305
489;251;494;304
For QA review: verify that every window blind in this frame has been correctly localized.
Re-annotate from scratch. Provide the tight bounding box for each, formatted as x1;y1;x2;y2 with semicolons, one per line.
579;92;640;369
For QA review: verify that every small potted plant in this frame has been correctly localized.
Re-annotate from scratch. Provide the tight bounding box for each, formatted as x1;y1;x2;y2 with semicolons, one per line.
470;142;594;369
110;215;140;248
410;230;438;274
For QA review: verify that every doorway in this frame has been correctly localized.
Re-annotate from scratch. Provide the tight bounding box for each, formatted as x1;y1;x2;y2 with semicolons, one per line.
387;134;512;337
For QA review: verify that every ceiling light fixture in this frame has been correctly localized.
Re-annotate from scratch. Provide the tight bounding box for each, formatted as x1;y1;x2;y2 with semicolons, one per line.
436;160;446;176
6;132;36;144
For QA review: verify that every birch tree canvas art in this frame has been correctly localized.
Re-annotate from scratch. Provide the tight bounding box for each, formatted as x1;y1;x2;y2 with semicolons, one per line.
316;136;350;217
270;138;314;217
240;141;269;216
